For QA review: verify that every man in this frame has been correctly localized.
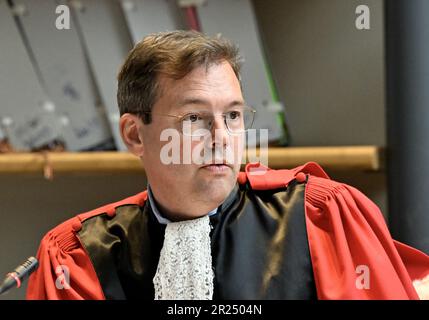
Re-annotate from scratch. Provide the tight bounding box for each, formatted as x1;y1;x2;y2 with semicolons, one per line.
27;30;429;300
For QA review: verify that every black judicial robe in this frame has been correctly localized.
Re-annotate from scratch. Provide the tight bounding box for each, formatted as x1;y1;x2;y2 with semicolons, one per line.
27;162;429;300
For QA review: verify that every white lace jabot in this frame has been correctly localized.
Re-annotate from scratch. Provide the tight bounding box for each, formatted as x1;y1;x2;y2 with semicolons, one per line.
153;215;214;300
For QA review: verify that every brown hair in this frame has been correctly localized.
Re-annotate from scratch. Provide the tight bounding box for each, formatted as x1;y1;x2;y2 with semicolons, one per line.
117;30;242;124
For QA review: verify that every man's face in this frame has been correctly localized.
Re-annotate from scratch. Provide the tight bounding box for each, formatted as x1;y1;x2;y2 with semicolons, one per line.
140;61;245;220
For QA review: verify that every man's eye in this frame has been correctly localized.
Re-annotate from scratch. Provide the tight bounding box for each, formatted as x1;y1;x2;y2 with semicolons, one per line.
227;111;241;120
183;114;201;123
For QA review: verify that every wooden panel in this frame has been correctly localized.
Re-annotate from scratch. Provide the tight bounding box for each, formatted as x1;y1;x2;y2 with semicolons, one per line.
0;146;382;176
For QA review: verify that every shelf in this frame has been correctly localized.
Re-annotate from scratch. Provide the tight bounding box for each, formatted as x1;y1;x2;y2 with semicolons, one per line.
265;146;383;171
0;146;383;176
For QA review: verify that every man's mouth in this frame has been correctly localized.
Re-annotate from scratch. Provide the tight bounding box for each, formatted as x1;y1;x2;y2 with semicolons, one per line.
201;162;233;173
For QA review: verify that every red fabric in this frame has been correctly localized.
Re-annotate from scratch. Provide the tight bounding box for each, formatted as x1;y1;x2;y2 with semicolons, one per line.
304;171;429;299
26;217;105;300
27;163;429;300
394;240;429;281
26;192;148;300
243;161;329;190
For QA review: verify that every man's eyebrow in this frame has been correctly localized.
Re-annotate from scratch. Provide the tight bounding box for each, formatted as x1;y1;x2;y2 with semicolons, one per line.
177;98;245;108
177;98;211;107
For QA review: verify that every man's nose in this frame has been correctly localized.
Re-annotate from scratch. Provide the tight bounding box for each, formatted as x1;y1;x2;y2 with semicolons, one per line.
210;116;229;148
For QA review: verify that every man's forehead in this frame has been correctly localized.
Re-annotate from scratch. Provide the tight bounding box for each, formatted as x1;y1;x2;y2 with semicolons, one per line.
155;62;243;111
159;82;242;99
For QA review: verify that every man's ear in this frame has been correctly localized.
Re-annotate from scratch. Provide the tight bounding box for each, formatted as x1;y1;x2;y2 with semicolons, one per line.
119;113;145;157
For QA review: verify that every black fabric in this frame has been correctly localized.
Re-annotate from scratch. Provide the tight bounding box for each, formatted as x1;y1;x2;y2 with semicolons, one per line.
78;204;165;300
77;180;317;300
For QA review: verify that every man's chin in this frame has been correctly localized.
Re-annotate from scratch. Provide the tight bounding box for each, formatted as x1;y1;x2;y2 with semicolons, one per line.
195;171;236;199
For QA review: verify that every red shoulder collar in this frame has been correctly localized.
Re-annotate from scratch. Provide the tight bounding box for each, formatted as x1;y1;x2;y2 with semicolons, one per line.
238;162;330;190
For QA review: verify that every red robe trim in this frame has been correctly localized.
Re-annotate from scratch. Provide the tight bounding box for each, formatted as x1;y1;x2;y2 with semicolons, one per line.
26;162;429;300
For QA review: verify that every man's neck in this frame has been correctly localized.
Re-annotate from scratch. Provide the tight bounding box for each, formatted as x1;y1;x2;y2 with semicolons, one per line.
147;184;219;224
